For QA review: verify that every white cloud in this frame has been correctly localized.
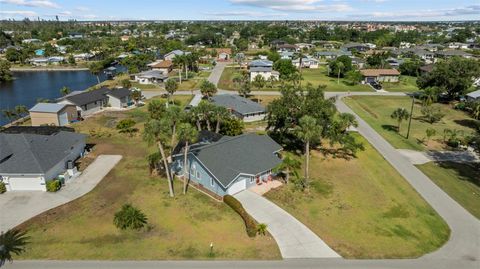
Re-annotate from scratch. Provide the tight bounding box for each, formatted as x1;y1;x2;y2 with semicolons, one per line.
204;10;287;17
0;10;37;17
75;6;89;12
230;0;352;12
0;0;59;9
58;10;72;16
352;4;480;20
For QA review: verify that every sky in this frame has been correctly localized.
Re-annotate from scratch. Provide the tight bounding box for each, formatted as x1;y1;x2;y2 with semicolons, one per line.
0;0;479;21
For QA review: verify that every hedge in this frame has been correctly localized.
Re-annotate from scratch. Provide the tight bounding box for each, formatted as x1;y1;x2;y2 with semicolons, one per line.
46;179;61;192
0;182;6;194
223;195;257;237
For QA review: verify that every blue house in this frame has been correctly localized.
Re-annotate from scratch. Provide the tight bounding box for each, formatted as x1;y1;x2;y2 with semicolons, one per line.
172;132;282;197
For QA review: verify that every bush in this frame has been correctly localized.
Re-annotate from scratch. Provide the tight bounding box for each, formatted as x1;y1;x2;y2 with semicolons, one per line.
46;179;61;192
223;195;257;237
0;182;6;194
113;203;148;230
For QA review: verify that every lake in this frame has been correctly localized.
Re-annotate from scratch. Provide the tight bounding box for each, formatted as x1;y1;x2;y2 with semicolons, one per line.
0;70;107;126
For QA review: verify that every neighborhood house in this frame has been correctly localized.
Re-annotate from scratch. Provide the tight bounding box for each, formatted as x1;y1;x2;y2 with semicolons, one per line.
172;133;282;197
29;103;77;126
248;59;279;82
133;70;168;84
360;69;400;83
211;95;267;122
0;127;86;191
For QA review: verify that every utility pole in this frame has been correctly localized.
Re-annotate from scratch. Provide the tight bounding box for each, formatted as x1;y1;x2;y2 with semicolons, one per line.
406;95;415;139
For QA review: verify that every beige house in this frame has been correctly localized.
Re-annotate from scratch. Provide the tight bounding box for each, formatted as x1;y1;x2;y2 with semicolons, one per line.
360;69;400;83
29;103;77;126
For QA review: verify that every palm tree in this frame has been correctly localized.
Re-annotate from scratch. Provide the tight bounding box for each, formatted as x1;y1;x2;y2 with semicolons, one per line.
1;109;17;123
213;106;230;133
143;119;174;197
0;229;29;266
472;102;480;119
89;62;103;84
336;61;344;85
60;86;71;96
295;115;320;181
199;80;217;98
113;204;148;230
274;154;301;184
256;223;268;236
164;79;178;106
390;107;410;132
14;105;28;120
165;105;184;150
420;87;440;106
177;123;198;194
172;55;184;84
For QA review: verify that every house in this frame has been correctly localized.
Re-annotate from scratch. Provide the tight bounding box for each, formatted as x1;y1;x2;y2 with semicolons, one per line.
386;57;404;68
29;103;77;126
211;95;266;122
22;38;42;44
341;43;370;52
172;133;282;197
419;64;434;76
295;43;315;50
466;89;480;101
277;44;299;53
58;88;110;117
314;50;352;60
164;50;191;61
73;53;94;61
292;57;319;69
435;50;473;59
106;88;133;108
448;42;469;49
133;70;168;84
0;127;86;191
248;59;279;82
206;48;232;61
351;57;366;69
148;60;173;74
270;39;287;48
279;51;295;60
360;69;400;83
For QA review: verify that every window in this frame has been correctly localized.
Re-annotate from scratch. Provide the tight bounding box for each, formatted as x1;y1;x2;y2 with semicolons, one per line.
210;177;214;187
196;171;200;180
249;176;254;183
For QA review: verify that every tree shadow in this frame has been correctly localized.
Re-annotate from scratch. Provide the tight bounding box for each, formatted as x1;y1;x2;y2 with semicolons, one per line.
453;119;480;130
382;124;398;132
436;162;480;188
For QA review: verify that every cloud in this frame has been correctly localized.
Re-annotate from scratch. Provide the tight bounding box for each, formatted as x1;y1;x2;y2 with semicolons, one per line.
0;10;37;17
351;4;480;20
204;10;287;17
230;0;352;12
0;0;59;8
74;6;89;12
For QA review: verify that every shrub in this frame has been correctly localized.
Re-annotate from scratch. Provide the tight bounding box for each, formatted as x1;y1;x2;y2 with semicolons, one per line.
0;182;6;194
46;179;61;192
223;195;257;237
113;203;148;230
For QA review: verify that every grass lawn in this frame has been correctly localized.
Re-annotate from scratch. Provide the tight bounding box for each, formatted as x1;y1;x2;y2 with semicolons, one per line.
417;162;480;219
383;76;419;93
344;96;479;151
301;67;372;92
265;134;450;258
16;96;280;260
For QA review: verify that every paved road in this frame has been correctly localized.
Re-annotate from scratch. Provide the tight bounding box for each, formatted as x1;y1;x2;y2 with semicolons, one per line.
0;155;122;232
235;190;340;258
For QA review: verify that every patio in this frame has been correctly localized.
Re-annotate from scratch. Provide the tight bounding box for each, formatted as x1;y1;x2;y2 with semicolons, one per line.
249;179;283;195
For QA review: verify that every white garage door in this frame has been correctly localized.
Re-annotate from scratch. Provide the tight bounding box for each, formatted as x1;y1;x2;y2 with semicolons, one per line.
58;112;68;126
9;177;45;191
227;179;246;195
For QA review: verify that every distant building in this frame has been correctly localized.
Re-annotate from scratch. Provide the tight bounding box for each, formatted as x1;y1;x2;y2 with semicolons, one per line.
133;70;168;84
164;50;191;61
148;60;173;74
248;59;279;82
360;69;400;83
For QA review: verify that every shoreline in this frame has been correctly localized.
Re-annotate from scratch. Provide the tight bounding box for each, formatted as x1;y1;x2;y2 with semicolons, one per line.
11;67;89;72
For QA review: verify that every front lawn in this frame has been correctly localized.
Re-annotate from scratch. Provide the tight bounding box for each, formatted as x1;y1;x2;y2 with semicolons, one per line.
382;76;418;93
344;96;479;150
265;134;450;258
301;67;372;92
417;162;480;219
16;96;280;260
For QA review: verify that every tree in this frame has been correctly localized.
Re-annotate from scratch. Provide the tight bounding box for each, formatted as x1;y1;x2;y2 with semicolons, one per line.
420;87;441;106
344;70;362;85
0;229;29;266
399;59;421;77
121;79;132;89
177;123;198;194
328;55;352;78
143;119;174;197
5;48;21;63
200;80;217;98
252;75;266;90
220;117;244;136
295;115;320;181
336;61;344;84
165;79;178;105
0;59;13;82
67;55;76;65
257;223;268;236
131;89;142;105
14;105;28;120
113;204;148;230
89;62;103;84
274;154;301;184
390;108;410;132
273;59;297;80
1;109;16;123
212;106;230;133
60;86;71;96
172;54;185;84
425;128;436;146
116;119;138;136
421;106;445;124
417;57;480;99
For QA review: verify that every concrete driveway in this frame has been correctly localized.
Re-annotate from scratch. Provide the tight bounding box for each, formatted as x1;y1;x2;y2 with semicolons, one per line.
235;190;340;259
0;155;122;232
207;61;228;86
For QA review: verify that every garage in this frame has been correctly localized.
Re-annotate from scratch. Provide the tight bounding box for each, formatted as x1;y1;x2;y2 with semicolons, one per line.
8;177;45;191
58;112;69;126
227;178;246;195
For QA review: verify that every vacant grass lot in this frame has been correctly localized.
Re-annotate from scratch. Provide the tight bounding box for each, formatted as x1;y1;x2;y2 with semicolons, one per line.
382;76;418;92
265;134;450;258
17;96;280;260
301;67;372;92
344;96;479;150
417;162;480;219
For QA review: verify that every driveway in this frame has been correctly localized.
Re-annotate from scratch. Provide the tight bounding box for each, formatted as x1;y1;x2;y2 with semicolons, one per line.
0;155;122;232
235;190;340;259
398;149;480;165
208;61;228;86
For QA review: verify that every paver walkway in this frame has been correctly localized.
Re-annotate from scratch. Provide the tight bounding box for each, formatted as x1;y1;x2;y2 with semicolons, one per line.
235;190;340;259
0;155;122;232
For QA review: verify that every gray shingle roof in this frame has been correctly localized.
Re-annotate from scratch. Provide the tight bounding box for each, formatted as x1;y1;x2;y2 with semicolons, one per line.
191;133;282;187
64;88;110;107
107;88;131;99
29;103;69;113
211;95;266;115
0;131;86;174
467;89;480;99
249;59;273;68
